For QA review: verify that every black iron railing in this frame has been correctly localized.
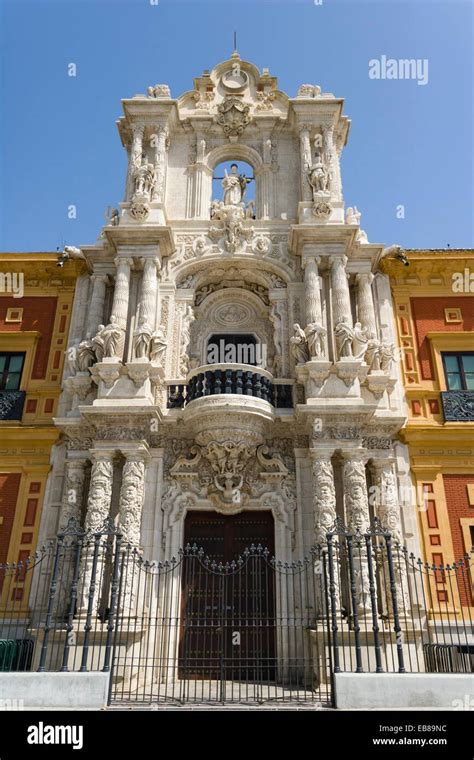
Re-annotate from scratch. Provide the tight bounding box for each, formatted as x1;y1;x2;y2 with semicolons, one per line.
0;390;26;421
1;518;472;706
167;369;293;410
441;391;474;421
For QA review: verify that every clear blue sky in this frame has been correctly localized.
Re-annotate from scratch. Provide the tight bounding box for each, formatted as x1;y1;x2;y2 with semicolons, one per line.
1;0;472;251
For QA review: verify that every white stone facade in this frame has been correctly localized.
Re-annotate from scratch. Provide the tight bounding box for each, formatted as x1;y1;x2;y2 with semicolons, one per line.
39;53;421;575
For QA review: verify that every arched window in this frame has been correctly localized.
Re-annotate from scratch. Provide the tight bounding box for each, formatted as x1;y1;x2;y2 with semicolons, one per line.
211;161;256;219
206;333;265;367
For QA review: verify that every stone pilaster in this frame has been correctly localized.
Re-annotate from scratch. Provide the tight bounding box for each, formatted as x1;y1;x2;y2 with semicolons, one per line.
58;458;87;530
151;126;168;203
342;451;372;613
299;125;312;201
310;451;337;544
330;255;352;328
342;452;370;533
84;453;114;534
334;132;344;200
356;273;377;338
370;460;402;543
322;122;338;199
84;274;108;339
118;451;147;547
126;122;145;201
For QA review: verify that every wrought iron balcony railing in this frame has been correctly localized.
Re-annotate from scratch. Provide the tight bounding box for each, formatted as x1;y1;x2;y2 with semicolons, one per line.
0;391;26;421
441;390;474;422
167;365;293;410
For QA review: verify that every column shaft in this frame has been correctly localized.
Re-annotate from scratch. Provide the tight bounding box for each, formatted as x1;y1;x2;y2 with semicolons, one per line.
84;454;114;534
356;273;377;338
85;275;108;339
118;455;146;547
59;459;87;530
330;255;352;327
299;126;312;201
304;257;323;326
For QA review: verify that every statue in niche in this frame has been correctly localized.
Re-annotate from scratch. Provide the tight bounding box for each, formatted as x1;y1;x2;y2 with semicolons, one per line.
305;322;327;359
308;152;330;197
133;159;156;199
133;323;153;359
334;317;354;359
222;164;251;206
269;303;282;357
290;323;309;364
380;342;395;373
150;329;168;365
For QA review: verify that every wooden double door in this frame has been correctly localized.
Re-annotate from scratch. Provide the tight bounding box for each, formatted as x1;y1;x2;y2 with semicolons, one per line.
179;511;276;681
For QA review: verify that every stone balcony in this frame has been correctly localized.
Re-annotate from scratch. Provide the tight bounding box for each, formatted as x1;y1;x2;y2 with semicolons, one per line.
167;364;294;411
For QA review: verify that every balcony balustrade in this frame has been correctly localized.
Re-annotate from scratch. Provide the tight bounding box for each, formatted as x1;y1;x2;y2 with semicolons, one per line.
167;364;293;410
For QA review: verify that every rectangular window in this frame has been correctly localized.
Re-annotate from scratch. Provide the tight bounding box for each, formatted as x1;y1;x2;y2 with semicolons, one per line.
0;352;26;391
442;352;474;391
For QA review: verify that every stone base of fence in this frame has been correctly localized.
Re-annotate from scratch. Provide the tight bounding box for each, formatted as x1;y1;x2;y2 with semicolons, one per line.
0;672;110;709
334;672;473;709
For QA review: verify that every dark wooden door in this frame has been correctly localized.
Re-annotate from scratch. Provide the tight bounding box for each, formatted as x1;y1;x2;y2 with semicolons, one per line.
179;511;276;681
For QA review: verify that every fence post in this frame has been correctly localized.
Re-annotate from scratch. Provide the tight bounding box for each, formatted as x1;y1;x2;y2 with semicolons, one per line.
60;535;83;672
79;532;102;672
365;534;383;673
385;534;406;673
346;534;363;673
38;533;64;672
103;533;123;673
326;534;341;673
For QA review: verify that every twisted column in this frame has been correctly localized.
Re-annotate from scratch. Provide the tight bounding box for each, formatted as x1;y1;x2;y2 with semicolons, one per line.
330;255;352;328
84;275;108;339
356;273;377;338
304;257;323;326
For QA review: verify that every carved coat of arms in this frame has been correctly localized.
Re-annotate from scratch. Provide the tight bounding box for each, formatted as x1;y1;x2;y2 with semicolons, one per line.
216;97;251;136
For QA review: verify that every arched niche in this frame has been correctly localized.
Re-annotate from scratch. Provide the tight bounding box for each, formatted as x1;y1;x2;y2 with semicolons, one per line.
189;287;274;370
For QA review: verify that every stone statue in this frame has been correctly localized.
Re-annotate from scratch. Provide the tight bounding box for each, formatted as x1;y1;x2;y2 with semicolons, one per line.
133;160;156;199
364;337;382;371
290;323;309;364
133;323;153;359
380;342;395;373
101;315;123;359
352;322;369;359
334;317;354;359
91;325;105;363
308;153;330;196
269;303;282;357
150;328;168;364
76;339;95;371
222;165;251;206
304;322;327;359
345;206;361;225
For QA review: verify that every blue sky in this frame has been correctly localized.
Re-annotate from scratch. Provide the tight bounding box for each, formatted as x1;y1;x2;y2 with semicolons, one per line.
1;0;472;251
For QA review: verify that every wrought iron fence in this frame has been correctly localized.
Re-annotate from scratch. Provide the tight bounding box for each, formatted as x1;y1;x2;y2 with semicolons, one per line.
0;517;472;707
325;519;474;676
109;543;330;705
